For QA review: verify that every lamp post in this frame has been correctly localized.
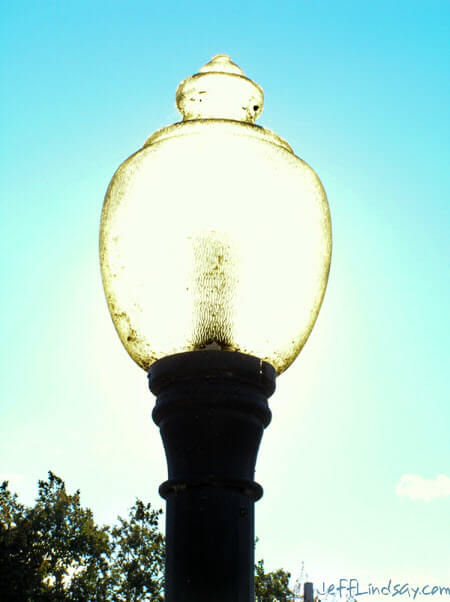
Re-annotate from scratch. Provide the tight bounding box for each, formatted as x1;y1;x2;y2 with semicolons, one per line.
100;55;331;601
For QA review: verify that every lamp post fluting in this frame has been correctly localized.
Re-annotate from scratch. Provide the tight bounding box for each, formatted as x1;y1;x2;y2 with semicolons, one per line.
100;54;332;601
150;350;274;601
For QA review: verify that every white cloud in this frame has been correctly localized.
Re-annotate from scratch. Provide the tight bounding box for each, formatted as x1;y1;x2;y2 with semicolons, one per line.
396;474;450;502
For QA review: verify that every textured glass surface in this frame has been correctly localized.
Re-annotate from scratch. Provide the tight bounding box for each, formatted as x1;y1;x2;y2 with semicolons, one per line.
100;57;332;374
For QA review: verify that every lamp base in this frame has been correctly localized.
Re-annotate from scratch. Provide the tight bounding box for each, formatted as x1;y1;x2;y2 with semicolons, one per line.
149;350;275;602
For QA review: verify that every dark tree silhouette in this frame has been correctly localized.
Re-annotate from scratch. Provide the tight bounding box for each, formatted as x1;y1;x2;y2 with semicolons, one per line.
0;472;294;600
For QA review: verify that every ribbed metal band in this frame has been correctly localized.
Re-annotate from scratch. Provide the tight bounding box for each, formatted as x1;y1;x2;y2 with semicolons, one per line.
159;477;264;501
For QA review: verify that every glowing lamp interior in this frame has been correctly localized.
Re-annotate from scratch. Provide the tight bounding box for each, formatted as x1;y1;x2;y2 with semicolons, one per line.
100;55;332;374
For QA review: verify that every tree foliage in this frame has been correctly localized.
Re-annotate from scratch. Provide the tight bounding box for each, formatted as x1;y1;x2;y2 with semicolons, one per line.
0;473;164;600
0;472;294;600
108;500;164;600
254;558;294;601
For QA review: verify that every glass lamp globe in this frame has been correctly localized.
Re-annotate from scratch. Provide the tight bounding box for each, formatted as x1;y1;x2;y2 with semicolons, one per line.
100;55;332;375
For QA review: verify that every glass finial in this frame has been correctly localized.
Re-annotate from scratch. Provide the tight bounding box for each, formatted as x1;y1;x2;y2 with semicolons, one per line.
176;55;264;123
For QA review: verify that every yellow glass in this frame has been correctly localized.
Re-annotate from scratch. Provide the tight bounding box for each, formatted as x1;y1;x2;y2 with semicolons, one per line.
100;55;332;374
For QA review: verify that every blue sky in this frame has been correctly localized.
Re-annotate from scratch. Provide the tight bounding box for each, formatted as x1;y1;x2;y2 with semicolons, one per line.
1;0;449;592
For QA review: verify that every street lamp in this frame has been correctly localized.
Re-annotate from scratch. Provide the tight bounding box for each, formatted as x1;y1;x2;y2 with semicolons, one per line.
100;54;331;601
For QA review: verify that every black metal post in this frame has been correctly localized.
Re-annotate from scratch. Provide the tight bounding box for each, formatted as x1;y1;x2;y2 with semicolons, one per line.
149;350;275;602
304;582;314;602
